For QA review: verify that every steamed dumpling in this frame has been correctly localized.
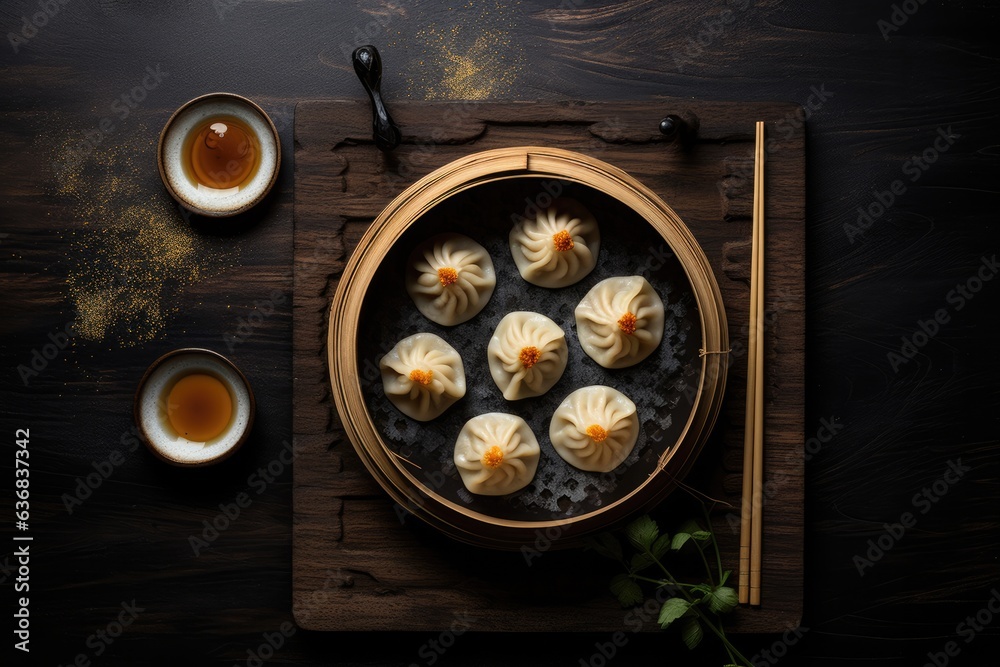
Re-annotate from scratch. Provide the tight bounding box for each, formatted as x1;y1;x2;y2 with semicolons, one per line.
549;386;640;472
575;276;665;369
380;333;466;421
454;413;540;495
509;199;600;288
487;311;568;400
406;233;496;326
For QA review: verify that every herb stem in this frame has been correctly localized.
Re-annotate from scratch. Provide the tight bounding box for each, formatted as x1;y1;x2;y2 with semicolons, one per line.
651;560;692;603
690;605;752;666
702;503;725;583
650;551;751;667
715;620;739;665
723;639;738;665
609;514;753;667
695;542;716;587
631;574;698;589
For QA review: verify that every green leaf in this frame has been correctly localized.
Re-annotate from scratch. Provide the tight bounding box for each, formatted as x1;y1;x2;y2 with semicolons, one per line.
690;583;713;596
651;533;671;559
671;522;712;550
720;569;732;586
691;530;712;544
625;515;659;551
587;533;624;563
671;532;691;551
705;586;739;615
630;551;655;573
609;573;644;608
673;519;712;543
680;617;704;650
677;519;702;535
657;597;690;629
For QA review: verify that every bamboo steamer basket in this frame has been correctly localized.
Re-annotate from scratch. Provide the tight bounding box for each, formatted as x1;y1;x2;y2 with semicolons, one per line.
328;146;728;550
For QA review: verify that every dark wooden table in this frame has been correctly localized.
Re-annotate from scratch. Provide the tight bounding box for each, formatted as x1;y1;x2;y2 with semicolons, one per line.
2;1;997;665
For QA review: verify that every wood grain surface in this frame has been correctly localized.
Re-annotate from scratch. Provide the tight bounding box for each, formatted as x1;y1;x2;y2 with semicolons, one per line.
0;0;997;665
292;99;804;633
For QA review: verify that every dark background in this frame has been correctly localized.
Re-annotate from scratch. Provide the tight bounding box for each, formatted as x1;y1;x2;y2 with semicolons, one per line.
1;0;997;665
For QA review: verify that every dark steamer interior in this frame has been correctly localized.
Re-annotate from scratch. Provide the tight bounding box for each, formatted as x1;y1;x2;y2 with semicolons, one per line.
357;177;702;523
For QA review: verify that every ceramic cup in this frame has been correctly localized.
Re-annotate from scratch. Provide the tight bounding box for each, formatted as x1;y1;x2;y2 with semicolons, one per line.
134;348;255;466
157;92;280;217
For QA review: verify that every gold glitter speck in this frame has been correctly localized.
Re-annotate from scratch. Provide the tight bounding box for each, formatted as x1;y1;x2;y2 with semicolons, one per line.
410;3;524;100
58;126;239;346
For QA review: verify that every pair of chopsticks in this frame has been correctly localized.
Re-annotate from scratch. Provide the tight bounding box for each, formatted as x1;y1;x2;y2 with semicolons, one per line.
739;122;766;606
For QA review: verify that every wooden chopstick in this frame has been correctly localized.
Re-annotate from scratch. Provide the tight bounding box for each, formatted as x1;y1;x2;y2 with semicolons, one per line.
750;120;766;606
739;121;766;606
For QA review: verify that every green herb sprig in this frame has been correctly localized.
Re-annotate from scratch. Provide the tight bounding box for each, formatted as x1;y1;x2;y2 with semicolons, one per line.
588;506;750;667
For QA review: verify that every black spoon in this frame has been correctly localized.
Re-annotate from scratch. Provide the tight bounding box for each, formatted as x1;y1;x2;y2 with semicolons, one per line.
352;45;402;152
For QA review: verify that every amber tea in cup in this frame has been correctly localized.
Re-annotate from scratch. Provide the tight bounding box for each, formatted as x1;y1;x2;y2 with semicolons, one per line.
158;93;280;217
134;348;255;466
183;115;262;193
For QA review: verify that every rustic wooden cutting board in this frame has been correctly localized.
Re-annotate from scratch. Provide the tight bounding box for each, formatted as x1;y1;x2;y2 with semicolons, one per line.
292;99;804;633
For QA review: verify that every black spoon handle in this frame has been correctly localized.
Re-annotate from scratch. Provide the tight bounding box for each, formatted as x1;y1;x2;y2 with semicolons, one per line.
352;45;401;152
658;111;699;148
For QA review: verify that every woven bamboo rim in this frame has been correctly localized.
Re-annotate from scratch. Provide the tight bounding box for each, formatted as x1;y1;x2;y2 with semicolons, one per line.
328;146;728;550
